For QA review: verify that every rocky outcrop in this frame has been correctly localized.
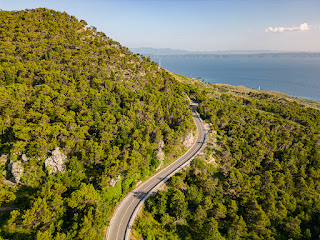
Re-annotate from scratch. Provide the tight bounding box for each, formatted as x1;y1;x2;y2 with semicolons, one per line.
183;132;195;148
2;154;26;184
158;140;165;149
156;148;165;163
8;161;24;183
20;153;28;163
156;140;165;171
109;175;121;187
44;147;67;174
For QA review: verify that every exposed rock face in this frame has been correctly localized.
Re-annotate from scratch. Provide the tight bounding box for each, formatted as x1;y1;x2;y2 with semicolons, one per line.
44;147;67;174
158;140;165;149
156;140;165;171
183;132;195;148
109;175;121;187
21;153;28;163
156;148;165;162
2;154;27;184
8;161;24;183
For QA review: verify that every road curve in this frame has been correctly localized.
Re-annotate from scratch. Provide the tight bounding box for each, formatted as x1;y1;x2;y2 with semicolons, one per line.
106;99;208;240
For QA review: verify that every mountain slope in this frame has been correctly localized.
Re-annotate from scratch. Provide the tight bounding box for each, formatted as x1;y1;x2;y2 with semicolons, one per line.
132;78;320;240
0;8;194;240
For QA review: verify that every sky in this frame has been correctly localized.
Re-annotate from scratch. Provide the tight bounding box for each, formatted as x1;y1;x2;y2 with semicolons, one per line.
1;0;320;52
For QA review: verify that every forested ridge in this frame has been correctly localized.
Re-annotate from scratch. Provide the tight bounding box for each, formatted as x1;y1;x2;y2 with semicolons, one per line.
0;8;195;239
133;82;320;239
1;7;320;240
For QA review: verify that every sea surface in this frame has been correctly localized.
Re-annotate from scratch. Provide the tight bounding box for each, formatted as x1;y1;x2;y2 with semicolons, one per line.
152;56;320;101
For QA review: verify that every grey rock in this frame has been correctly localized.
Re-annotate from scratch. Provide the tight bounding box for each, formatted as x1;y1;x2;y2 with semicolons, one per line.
156;140;165;171
109;175;121;187
21;154;28;163
44;147;67;174
158;140;165;149
8;161;23;183
156;148;165;162
183;132;195;148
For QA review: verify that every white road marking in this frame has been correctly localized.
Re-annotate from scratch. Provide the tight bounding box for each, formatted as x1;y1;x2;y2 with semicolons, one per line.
107;101;208;240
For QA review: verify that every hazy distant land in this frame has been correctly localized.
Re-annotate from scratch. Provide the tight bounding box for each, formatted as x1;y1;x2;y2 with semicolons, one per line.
131;47;320;58
141;51;320;101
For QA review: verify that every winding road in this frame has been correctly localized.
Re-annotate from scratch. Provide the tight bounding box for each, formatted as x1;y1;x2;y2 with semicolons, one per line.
106;99;208;240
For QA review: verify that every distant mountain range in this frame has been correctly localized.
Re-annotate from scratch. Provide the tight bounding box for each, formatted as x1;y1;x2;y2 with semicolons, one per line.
130;47;320;58
131;47;285;55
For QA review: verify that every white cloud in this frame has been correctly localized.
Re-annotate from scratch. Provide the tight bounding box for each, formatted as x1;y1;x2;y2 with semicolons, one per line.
299;23;310;31
265;23;312;33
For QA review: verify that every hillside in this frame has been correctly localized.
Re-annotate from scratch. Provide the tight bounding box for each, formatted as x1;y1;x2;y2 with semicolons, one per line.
133;79;320;239
0;8;195;240
168;71;320;111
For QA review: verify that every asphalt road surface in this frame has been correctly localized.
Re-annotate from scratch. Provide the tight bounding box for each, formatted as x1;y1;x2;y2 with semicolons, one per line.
106;99;208;240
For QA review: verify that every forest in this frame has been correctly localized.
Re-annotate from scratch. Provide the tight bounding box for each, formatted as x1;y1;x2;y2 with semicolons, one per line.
1;7;320;240
0;8;195;240
133;82;320;240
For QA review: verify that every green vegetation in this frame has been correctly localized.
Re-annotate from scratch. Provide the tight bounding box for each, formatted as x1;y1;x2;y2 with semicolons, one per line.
133;81;320;240
1;7;320;240
214;83;320;111
0;8;194;239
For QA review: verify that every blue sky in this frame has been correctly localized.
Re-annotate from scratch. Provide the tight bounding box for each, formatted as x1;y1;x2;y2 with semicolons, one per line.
1;0;320;51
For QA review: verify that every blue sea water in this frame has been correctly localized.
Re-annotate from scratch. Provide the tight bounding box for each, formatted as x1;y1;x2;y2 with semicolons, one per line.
152;56;320;101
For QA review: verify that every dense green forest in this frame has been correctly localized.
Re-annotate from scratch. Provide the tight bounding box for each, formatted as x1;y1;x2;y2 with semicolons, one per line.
0;8;195;239
133;82;320;240
1;7;320;240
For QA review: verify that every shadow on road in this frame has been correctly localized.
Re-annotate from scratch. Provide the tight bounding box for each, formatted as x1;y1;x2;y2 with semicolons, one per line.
157;177;167;181
132;191;147;200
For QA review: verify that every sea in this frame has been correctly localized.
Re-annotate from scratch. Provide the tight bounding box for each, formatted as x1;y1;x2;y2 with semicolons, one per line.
151;55;320;102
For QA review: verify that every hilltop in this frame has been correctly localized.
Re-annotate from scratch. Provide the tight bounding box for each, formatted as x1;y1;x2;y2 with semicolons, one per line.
0;8;194;239
1;8;320;240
